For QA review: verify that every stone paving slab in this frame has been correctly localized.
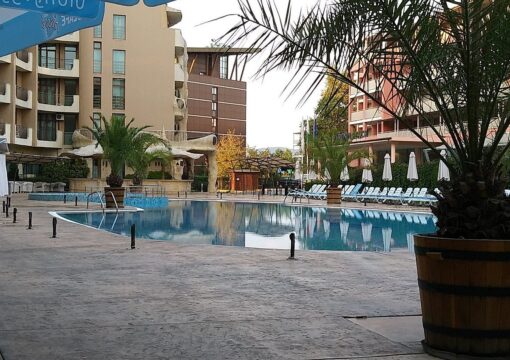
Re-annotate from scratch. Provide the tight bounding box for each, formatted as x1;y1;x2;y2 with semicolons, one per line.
0;194;434;359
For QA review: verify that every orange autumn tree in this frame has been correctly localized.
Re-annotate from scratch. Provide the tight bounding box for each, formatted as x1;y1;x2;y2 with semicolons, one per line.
216;130;246;189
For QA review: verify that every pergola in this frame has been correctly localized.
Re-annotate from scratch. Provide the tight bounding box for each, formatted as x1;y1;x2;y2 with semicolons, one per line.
229;156;295;192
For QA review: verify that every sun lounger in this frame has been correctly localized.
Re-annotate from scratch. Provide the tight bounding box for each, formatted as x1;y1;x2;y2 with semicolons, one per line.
22;182;33;193
307;184;326;199
355;186;374;202
287;184;318;201
378;187;403;203
342;184;363;201
404;188;435;205
358;187;381;202
51;182;66;192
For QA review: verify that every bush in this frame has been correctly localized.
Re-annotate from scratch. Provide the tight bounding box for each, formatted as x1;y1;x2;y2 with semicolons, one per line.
192;175;209;192
36;159;89;186
345;160;440;190
147;171;172;180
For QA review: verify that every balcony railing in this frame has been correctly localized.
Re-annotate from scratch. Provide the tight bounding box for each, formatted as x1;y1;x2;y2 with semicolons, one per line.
16;86;29;101
64;132;74;145
38;58;76;70
0;123;5;136
112;96;125;110
64;95;75;106
38;92;77;107
16;124;28;139
16;50;29;63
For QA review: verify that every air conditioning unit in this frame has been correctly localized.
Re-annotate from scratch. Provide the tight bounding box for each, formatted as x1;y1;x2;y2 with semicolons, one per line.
56;114;64;121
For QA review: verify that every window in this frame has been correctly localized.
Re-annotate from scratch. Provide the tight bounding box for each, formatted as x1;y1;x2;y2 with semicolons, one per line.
212;87;218;101
211;102;217;111
112;50;125;74
93;42;102;73
113;15;126;40
64;115;77;145
112;79;125;110
64;80;77;106
38;78;57;105
93;77;101;109
93;24;102;38
92;112;101;129
37;113;57;141
219;56;228;79
39;44;56;69
112;113;125;123
64;46;77;70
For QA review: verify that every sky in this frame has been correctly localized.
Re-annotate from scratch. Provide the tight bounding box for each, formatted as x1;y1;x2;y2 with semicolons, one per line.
172;0;323;149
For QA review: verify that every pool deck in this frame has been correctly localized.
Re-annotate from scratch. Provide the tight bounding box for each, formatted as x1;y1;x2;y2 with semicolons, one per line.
0;194;434;360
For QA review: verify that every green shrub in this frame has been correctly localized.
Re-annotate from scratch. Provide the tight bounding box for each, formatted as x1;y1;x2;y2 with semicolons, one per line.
192;175;209;192
147;171;172;180
37;159;89;186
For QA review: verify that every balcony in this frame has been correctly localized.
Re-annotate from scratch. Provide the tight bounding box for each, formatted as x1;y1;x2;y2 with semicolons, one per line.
350;107;382;123
15;51;33;72
14;125;33;146
36;130;63;148
15;87;33;109
38;94;79;113
112;96;125;110
175;63;185;87
0;82;11;104
0;54;11;64
175;30;186;56
38;59;79;78
166;7;182;27
350;79;379;97
174;97;186;120
0;123;11;142
54;31;79;43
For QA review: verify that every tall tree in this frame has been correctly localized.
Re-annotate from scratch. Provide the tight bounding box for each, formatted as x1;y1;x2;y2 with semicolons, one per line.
216;130;246;187
315;75;350;133
221;0;510;239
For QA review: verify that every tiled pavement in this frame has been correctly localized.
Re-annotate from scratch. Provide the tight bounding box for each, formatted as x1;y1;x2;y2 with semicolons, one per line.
0;194;434;359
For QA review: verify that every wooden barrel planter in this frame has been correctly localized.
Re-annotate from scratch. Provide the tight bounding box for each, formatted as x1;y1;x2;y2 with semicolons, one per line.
104;187;125;208
414;234;510;358
326;187;342;205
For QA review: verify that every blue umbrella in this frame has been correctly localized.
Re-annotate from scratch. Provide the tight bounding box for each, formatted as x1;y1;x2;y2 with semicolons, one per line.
0;0;172;57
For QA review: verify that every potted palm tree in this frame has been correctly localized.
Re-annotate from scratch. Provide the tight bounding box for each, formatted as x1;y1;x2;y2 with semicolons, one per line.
88;115;152;208
222;0;510;357
309;129;364;204
127;139;172;191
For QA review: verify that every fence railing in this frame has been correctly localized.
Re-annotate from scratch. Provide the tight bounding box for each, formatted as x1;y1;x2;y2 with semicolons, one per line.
16;86;29;101
0;123;5;136
16;50;29;63
16;124;28;139
38;58;75;70
0;82;6;95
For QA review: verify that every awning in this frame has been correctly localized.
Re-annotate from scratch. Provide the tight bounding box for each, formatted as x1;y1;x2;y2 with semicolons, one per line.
61;144;104;159
0;1;173;57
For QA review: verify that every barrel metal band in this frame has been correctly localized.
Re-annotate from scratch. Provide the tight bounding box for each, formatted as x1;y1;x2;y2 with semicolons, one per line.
423;322;510;339
418;279;510;297
414;245;510;261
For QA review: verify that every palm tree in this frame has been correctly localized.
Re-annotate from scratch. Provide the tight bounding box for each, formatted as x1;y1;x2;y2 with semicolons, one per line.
87;115;152;187
127;142;172;186
221;0;510;239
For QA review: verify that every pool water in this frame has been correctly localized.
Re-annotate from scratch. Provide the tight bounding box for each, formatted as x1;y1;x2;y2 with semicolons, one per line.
58;200;436;252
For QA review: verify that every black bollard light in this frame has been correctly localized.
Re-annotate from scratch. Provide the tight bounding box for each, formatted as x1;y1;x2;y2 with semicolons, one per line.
13;208;17;223
130;224;136;249
63;195;67;204
177;191;180;198
2;200;5;213
288;232;296;260
185;191;187;199
6;196;10;207
75;196;78;206
52;217;57;238
28;212;32;230
5;205;9;218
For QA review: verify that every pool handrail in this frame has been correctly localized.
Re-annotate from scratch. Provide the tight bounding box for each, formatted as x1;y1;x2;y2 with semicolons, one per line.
87;191;105;212
104;191;120;213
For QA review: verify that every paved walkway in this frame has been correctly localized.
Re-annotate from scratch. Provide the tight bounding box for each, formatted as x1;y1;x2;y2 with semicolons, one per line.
0;194;434;360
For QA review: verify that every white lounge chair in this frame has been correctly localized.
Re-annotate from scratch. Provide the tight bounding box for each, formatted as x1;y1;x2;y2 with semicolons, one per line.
22;182;33;193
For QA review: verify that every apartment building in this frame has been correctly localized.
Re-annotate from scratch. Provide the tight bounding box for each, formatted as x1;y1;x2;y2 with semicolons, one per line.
0;3;187;178
346;62;446;166
187;47;254;145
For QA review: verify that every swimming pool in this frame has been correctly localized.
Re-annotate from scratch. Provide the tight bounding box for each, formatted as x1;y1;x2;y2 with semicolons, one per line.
57;200;436;252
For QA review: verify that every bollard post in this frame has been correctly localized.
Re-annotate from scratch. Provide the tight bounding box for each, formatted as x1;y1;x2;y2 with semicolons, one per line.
2;200;5;213
257;192;260;201
6;196;10;207
177;191;180;198
288;233;296;260
185;191;187;199
64;195;67;204
220;192;223;200
75;196;78;206
13;208;17;223
5;205;9;218
201;183;204;192
28;212;32;230
52;218;57;238
130;224;136;249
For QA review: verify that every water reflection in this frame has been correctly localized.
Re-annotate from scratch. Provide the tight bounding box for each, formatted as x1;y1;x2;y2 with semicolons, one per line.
61;201;437;252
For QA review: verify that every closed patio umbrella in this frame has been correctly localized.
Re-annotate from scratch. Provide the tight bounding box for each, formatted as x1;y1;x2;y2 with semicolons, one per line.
340;221;349;243
407;233;415;254
382;153;393;181
340;166;350;182
438;150;450;181
361;158;373;183
361;222;372;243
0;153;8;197
407;152;419;182
382;228;392;252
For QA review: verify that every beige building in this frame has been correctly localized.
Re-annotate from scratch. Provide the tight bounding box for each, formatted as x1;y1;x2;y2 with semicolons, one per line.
0;3;217;190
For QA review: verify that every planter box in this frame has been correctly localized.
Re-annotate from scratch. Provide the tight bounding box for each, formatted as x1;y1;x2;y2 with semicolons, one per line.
414;234;510;358
105;187;125;208
326;187;342;205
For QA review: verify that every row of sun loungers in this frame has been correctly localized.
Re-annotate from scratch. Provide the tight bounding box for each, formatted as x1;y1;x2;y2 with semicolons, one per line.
289;184;441;206
8;181;66;193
